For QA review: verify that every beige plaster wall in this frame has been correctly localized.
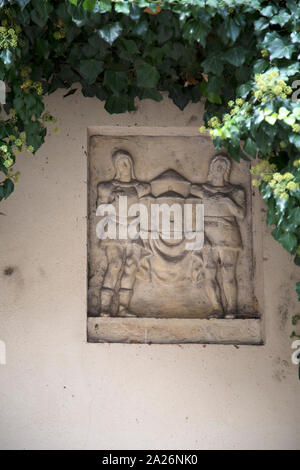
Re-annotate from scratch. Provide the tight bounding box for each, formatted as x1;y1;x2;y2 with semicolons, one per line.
0;89;299;450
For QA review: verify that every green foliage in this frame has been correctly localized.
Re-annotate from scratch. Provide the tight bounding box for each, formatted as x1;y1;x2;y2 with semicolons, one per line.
0;2;298;185
259;166;300;258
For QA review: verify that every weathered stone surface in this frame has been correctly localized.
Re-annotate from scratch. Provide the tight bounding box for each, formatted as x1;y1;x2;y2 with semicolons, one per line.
87;129;263;344
88;317;262;344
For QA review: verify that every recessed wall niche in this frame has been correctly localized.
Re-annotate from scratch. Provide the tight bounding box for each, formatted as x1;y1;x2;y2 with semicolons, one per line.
87;127;263;344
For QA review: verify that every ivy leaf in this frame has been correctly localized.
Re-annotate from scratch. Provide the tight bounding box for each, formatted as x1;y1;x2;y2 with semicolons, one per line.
282;63;300;78
287;207;300;230
79;59;104;83
253;59;268;74
25;121;46;150
202;55;224;76
143;46;164;64
291;31;300;44
278;232;297;254
139;88;163;102
284;113;296;124
182;19;209;47
105;95;135;113
83;0;96;9
96;0;112;12
261;182;273;202
206;76;223;94
266;204;276;226
3;178;14;199
227;145;244;162
0;50;13;67
207;92;221;104
168;85;190;110
81;84;97;98
135;60;160;89
98;23;123;45
261;5;277;17
237;83;251;99
24;93;44;118
278;107;290;120
270;10;291;27
35;39;50;59
30;0;53;28
223;47;246;67
59;64;78;83
114;1;130;14
70;7;89;27
157;23;173;45
103;70;128;95
224;18;241;42
244;138;257;157
121;39;139;55
287;0;300;15
63;88;77;98
265;113;278;126
268;37;295;60
15;0;31;9
289;134;300;149
129;3;141;21
133;20;148;36
254;17;269;32
204;0;218;6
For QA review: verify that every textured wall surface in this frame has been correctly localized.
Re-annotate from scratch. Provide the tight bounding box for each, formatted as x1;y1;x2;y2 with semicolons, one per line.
0;90;299;450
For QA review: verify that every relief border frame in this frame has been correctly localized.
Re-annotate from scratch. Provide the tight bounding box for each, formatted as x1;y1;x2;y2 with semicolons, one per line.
87;126;265;345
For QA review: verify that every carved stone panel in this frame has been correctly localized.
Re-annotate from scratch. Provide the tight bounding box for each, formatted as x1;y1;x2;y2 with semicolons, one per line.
87;128;263;344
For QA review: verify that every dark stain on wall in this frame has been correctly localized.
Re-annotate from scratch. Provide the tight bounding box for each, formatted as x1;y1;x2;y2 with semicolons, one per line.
3;266;15;276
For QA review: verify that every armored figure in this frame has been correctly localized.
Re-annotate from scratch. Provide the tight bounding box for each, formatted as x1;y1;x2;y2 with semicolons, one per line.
96;150;150;317
191;154;246;317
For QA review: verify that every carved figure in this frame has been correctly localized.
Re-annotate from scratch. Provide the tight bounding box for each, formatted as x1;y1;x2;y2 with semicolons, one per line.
90;150;246;319
96;150;150;317
191;154;246;317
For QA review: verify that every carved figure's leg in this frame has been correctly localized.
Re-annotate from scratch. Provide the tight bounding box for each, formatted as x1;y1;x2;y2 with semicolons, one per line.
118;243;141;317
120;244;141;289
100;244;123;315
103;244;124;289
219;249;239;317
100;288;114;316
202;247;223;317
118;288;135;317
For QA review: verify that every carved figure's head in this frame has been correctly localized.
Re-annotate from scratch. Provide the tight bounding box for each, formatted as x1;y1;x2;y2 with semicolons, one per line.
112;149;136;182
207;154;231;184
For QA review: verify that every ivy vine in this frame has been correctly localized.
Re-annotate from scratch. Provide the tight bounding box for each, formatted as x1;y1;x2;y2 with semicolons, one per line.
0;0;300;366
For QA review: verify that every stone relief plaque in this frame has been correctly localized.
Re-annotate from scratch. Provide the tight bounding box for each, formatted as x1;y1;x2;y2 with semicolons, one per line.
87;129;263;344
